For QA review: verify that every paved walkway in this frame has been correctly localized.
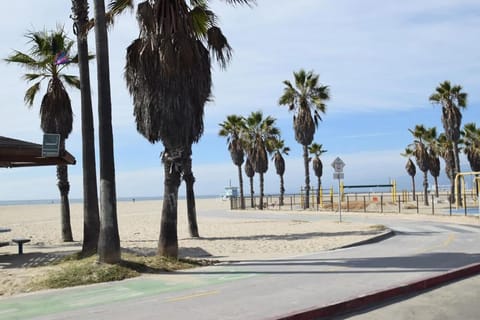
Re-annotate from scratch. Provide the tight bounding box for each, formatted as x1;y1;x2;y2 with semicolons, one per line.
1;216;480;319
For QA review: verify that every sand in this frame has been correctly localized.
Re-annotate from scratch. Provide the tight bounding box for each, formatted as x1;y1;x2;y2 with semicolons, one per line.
0;197;478;297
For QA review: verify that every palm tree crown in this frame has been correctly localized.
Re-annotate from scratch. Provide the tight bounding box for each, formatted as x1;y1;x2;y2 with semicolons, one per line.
429;81;467;143
219;115;247;166
244;111;280;173
279;69;330;146
462;123;480;172
5;27;80;138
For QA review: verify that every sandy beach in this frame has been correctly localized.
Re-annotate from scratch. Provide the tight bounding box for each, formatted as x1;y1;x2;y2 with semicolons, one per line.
0;197;478;297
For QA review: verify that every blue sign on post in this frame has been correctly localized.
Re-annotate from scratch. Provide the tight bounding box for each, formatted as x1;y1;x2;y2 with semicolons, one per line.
42;134;60;157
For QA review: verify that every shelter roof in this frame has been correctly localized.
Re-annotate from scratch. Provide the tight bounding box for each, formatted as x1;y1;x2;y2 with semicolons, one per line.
0;136;76;168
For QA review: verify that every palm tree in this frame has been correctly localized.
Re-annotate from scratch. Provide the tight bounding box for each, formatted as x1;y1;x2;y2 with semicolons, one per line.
401;148;417;201
309;143;327;205
436;134;456;202
124;0;254;258
429;81;468;205
219;115;247;209
424;127;441;198
5;27;81;242
270;139;290;206
462;123;480;196
244;111;280;210
94;0;121;264
279;69;330;209
407;125;432;206
245;157;255;208
70;0;100;256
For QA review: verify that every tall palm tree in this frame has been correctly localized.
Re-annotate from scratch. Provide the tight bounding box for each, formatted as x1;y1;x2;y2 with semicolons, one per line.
5;27;80;242
407;125;432;206
309;143;327;205
219;115;247;209
402;149;417;201
423;127;441;198
124;0;254;258
245;157;255;208
429;81;468;204
462;123;480;171
279;69;330;209
462;123;480;196
270;139;289;206
436;133;456;202
244;111;280;210
94;0;121;264
71;0;100;256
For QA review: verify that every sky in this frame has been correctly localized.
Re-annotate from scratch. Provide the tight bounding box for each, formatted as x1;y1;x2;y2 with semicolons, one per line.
0;0;479;201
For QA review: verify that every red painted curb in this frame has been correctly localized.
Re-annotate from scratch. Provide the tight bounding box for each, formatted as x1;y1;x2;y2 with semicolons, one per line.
274;262;480;320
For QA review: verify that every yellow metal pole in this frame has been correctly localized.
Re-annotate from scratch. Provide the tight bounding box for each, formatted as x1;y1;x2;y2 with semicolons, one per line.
340;181;344;200
330;187;334;208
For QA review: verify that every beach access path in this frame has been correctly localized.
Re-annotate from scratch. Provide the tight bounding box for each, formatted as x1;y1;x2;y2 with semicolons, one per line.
0;203;479;319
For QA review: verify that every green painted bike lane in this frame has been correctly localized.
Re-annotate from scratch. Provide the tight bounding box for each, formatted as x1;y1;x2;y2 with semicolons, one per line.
0;268;256;320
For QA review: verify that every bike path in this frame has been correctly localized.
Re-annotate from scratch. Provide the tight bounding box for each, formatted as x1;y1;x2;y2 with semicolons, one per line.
1;219;480;319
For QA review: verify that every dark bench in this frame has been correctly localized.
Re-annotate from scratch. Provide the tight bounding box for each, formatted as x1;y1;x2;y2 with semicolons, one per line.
12;238;31;254
0;241;9;248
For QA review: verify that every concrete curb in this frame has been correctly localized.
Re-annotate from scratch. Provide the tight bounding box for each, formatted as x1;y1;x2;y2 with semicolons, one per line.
336;229;396;249
274;262;480;320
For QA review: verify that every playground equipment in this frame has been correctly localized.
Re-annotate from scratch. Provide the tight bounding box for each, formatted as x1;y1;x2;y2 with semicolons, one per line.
301;180;397;209
455;171;480;209
343;180;397;203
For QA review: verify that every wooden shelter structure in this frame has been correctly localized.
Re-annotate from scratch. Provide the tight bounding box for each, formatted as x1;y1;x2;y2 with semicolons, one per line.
0;136;76;168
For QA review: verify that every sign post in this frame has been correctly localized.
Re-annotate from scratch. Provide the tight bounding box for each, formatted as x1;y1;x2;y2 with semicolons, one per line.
42;134;60;157
331;157;345;222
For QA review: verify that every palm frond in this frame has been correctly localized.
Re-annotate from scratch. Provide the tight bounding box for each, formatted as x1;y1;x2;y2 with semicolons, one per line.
24;82;41;107
23;73;47;82
207;26;232;69
61;74;81;89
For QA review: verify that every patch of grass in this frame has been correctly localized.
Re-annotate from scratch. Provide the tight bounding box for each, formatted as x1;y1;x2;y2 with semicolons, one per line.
369;224;387;231
32;252;216;291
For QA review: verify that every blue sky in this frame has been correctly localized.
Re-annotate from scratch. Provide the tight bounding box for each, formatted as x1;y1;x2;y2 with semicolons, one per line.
0;0;479;200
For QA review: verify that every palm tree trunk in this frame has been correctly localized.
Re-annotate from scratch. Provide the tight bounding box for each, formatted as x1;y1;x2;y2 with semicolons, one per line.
237;164;245;209
411;176;416;201
316;177;321;205
259;173;264;210
303;145;310;209
183;152;199;238
475;175;479;198
159;156;181;258
449;178;456;204
280;174;285;206
434;176;439;198
249;177;255;208
94;0;120;264
57;162;73;242
71;0;100;256
423;171;429;206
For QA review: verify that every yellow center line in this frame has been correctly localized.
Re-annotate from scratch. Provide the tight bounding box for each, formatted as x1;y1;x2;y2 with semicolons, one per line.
167;290;219;302
443;233;456;247
415;233;456;254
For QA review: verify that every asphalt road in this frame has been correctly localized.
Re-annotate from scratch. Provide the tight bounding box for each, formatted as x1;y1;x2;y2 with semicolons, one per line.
1;211;480;320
